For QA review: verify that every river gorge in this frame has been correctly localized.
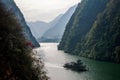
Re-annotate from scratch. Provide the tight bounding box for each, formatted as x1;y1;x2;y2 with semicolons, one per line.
35;43;120;80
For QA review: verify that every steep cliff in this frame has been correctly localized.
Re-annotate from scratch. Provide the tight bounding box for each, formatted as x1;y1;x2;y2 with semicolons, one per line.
58;0;109;53
0;1;48;80
59;0;120;63
77;0;120;63
1;0;40;47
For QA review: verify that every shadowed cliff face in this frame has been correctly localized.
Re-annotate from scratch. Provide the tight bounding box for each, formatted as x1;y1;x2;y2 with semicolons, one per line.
1;0;40;47
58;0;109;52
0;2;48;80
58;0;120;63
78;0;120;62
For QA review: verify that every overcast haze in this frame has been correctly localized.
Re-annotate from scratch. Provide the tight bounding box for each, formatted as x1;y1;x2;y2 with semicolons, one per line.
14;0;81;22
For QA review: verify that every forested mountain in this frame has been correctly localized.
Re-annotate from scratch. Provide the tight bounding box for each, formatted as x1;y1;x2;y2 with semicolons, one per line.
0;1;48;80
59;0;120;63
39;5;77;42
58;0;109;52
78;0;120;62
1;0;40;47
28;14;63;39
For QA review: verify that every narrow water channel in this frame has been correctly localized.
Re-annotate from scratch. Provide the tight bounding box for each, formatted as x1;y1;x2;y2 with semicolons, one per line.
35;43;120;80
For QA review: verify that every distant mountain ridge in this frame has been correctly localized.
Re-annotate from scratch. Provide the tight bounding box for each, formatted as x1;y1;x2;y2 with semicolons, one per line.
28;21;49;38
39;5;77;42
1;0;40;47
28;14;63;39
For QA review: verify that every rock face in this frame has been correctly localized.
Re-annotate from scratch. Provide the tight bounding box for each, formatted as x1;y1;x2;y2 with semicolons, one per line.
39;5;77;42
1;0;40;47
0;2;48;79
58;0;109;52
59;0;120;63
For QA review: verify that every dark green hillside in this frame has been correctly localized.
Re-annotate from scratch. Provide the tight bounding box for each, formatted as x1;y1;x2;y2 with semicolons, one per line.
58;0;109;53
77;0;120;63
0;3;48;80
59;0;120;63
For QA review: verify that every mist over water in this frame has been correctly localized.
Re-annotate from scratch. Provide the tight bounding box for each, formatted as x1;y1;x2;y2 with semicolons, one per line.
35;43;120;80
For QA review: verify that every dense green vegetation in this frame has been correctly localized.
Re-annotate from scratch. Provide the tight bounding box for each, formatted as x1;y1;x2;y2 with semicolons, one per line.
0;3;48;80
78;0;120;62
58;0;120;63
58;0;109;53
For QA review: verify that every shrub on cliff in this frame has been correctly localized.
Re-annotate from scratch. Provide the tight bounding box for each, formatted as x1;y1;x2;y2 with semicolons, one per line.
0;3;48;80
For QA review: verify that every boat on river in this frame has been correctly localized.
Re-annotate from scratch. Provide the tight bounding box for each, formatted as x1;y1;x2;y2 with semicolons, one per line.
63;60;88;72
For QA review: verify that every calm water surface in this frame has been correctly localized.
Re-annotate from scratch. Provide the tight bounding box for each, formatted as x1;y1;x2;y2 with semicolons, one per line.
35;43;120;80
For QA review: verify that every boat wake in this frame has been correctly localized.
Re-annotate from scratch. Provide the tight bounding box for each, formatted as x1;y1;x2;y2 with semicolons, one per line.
45;62;63;69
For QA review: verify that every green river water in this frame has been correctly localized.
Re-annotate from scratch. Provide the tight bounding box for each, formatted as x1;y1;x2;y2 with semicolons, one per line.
36;43;120;80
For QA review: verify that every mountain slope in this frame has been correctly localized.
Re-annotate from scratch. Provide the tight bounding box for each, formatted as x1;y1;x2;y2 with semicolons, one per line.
58;0;109;53
28;14;63;39
77;0;120;62
40;5;77;42
1;0;40;47
0;1;48;80
28;21;49;38
58;0;120;63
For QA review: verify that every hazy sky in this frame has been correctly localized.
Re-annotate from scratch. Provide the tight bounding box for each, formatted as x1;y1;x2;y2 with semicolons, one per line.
14;0;81;22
